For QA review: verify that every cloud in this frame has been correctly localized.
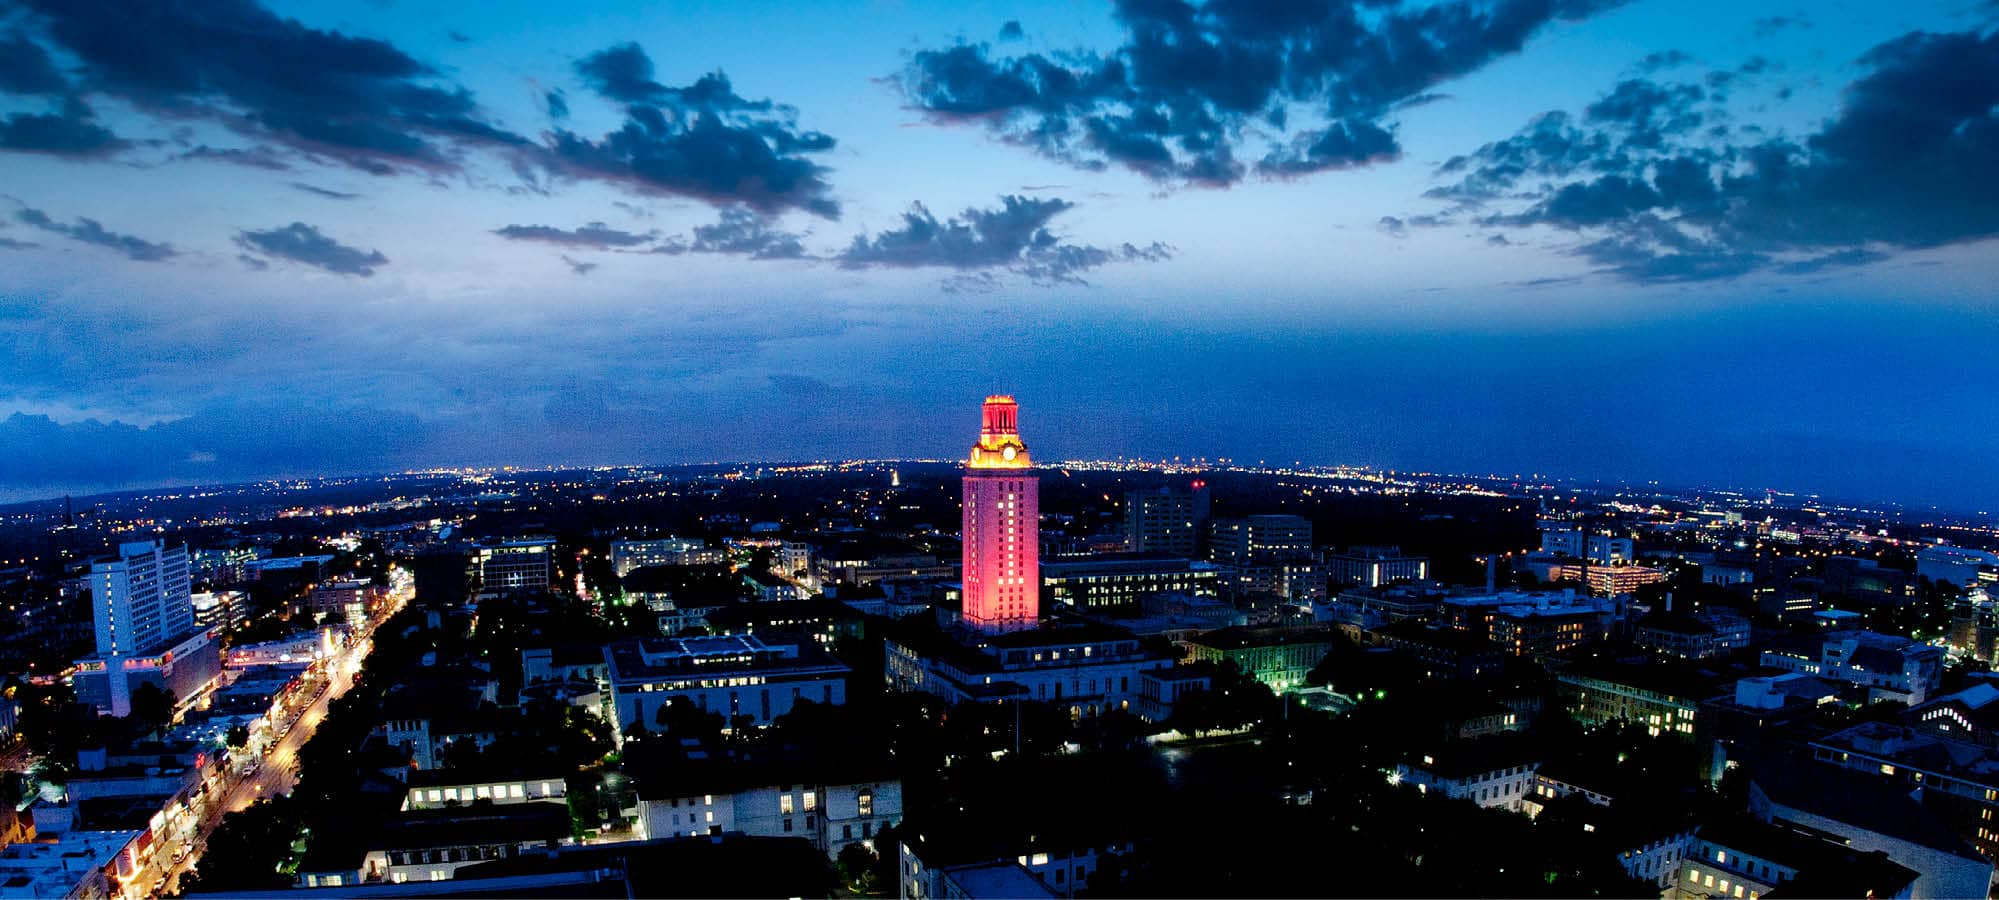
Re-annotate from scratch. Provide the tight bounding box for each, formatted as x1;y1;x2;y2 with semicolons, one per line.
560;254;598;275
0;31;70;95
0;237;38;250
998;21;1025;42
656;206;808;259
5;0;527;174
0;98;124;156
291;182;361;200
553;44;840;217
1378;216;1409;237
492;221;658;248
0;405;430;492
1751;15;1808;39
14;206;175;260
546;88;569;120
1634;50;1694;73
1418;27;1999;282
896;0;1626;187
838;194;1169;283
237;253;269;270
235;222;388;276
181;144;293;170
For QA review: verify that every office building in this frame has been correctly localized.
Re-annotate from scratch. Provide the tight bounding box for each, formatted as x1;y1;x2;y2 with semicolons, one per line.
190;589;247;632
1184;627;1333;694
1207;515;1312;566
611;538;724;576
1323;546;1430;588
1040;555;1221;612
1124;483;1209;558
470;538;555;598
961;395;1038;633
1919;545;1999;589
602;634;850;740
1761;630;1944;705
90;540;195;658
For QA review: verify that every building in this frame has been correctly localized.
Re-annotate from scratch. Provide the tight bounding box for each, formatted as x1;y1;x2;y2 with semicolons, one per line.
301;802;574;886
1392;741;1541;813
1439;589;1621;656
1672;818;1918;900
0;829;143;900
1919;546;1999;590
885;617;1172;716
1039;555;1221;612
1184;627;1333;694
962;395;1039;633
1555;659;1721;737
1323;546;1430;588
469;538;554;599
611;538;724;576
73;627;222;718
633;750;899;859
1206;515;1311;567
1810;683;1999;870
90;540;195;659
1542;562;1666;596
1745;763;1992;900
1366;621;1507;680
1760;630;1943;705
402;771;568;811
602;634;850;739
308;579;378;625
189;589;247;632
1123;484;1209;558
1635;610;1752;659
1539;528;1634;564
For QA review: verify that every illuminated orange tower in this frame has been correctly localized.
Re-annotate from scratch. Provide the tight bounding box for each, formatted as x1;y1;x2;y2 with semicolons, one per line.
962;395;1038;632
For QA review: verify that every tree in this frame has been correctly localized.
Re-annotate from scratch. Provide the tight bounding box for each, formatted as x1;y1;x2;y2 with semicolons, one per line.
226;724;251;749
126;682;175;739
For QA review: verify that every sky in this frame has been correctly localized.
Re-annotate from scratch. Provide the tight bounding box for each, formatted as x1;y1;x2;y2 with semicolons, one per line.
1;0;1996;511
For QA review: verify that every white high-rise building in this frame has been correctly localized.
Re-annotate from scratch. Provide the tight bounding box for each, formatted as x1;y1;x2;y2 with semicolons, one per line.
93;540;195;657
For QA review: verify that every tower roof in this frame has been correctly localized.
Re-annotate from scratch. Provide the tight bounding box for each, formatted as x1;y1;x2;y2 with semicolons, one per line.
969;394;1030;469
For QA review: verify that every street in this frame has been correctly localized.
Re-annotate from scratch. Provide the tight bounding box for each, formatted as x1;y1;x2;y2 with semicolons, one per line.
143;613;385;897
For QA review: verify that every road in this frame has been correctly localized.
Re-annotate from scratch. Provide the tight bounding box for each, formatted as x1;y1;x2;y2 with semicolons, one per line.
144;627;378;897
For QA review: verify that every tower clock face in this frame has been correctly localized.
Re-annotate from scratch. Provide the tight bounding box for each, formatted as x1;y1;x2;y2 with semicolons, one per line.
1002;445;1017;460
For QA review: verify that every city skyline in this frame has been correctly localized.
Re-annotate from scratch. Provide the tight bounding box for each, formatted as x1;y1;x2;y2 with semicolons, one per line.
4;0;1998;510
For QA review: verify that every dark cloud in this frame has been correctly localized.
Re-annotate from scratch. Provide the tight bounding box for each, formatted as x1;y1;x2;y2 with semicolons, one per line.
0;237;38;250
180;144;293;170
998;20;1026;42
6;0;526;173
493;222;659;249
561;254;598;275
897;0;1625;187
0;98;124;156
656;207;808;259
1634;50;1694;73
0;31;69;95
1378;216;1409;237
553;44;839;217
1583;79;1706;147
839;194;1169;284
237;253;269;270
235;222;388;276
14;207;175;260
1421;27;1999;283
1751;15;1808;39
290;182;360;200
0;405;429;492
447;30;471;44
546;88;569;120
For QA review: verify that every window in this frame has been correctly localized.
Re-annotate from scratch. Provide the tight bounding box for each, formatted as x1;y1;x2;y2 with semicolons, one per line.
804;791;817;812
781;794;795;815
705;810;715;823
859;790;874;817
783;818;794;833
844;825;853;840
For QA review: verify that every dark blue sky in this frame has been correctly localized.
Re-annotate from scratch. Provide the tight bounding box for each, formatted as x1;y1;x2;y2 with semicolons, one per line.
1;0;1996;511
